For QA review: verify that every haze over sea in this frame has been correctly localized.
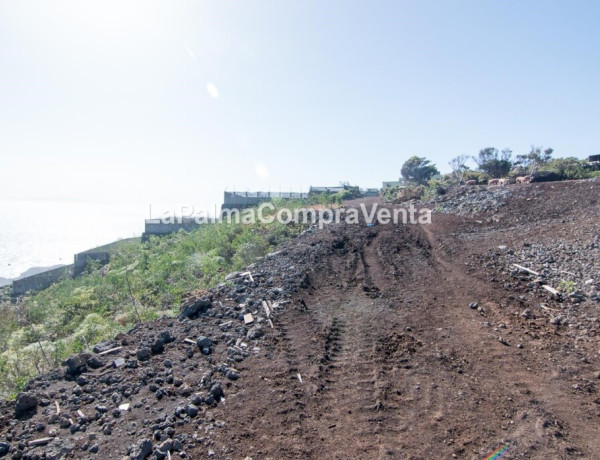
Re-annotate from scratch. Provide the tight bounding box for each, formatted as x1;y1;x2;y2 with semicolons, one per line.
0;200;148;279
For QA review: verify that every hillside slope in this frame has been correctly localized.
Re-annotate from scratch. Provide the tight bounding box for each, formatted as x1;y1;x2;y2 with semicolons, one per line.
1;179;600;459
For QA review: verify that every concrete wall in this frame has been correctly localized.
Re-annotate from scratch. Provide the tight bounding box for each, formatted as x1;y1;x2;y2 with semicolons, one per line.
222;191;308;211
73;238;139;276
74;252;109;276
12;265;73;296
11;238;139;295
142;219;201;241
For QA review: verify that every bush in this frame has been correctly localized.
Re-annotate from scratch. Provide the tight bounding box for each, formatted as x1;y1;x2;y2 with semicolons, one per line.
537;157;592;180
309;185;361;206
463;171;490;184
383;185;425;203
508;166;529;178
421;179;450;200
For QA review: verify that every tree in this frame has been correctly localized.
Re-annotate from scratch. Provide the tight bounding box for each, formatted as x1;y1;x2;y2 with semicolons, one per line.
473;147;513;178
338;181;361;198
516;145;553;174
448;155;470;183
401;156;439;184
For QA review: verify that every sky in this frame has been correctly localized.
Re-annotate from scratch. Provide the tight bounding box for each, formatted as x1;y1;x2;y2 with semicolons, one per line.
1;0;599;214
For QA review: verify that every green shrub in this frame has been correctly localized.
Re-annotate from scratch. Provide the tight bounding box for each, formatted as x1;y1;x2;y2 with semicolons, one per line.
385;185;425;203
539;157;592;180
463;171;490;184
508;166;529;178
557;280;576;293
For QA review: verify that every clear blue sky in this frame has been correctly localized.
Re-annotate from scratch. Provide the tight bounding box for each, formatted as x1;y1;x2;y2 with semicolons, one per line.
1;0;599;212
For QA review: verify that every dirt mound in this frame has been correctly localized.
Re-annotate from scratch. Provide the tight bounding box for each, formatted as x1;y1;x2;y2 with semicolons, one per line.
2;179;600;459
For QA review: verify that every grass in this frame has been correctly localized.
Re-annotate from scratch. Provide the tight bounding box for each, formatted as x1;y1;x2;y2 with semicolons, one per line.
0;206;309;398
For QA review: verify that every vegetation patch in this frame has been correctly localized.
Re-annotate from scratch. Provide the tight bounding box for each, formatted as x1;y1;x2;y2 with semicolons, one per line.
0;207;308;397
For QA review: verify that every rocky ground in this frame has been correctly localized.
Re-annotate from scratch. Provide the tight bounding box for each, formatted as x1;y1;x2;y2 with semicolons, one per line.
1;179;600;459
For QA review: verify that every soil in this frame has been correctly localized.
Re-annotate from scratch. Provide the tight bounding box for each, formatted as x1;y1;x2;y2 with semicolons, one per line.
2;179;600;460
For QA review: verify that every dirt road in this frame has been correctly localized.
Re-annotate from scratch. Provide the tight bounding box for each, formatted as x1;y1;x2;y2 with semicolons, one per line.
213;197;600;459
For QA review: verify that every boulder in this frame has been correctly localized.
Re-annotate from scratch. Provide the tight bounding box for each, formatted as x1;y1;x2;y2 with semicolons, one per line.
136;347;152;361
45;438;74;460
129;439;153;460
531;171;563;183
150;338;165;355
247;325;265;340
159;330;176;344
86;356;105;369
63;353;91;377
185;404;198;417
179;296;212;319
196;336;213;352
15;392;38;416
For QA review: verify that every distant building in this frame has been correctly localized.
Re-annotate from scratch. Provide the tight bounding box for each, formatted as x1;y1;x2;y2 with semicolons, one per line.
589;155;600;163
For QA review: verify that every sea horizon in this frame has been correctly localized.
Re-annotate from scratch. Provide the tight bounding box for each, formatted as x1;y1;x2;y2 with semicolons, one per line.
0;199;148;279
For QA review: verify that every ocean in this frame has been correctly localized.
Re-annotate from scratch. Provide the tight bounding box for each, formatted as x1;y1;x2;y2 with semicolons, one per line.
0;200;149;279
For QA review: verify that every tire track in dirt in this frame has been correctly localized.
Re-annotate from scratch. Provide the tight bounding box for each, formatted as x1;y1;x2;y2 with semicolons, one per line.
220;303;322;458
301;225;431;459
305;300;416;459
213;200;600;459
